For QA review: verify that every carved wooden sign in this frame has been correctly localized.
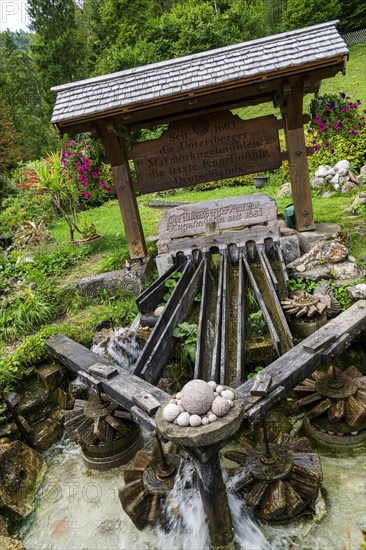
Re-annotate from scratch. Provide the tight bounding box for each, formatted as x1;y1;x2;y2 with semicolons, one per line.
157;194;278;239
129;112;283;194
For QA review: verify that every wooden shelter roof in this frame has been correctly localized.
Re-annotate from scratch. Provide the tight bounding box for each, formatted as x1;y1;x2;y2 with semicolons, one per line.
51;21;348;133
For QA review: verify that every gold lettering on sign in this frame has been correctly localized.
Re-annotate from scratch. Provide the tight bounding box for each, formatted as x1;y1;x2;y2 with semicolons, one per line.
129;112;282;194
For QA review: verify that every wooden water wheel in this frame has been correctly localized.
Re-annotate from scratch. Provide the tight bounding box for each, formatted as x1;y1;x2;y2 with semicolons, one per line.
295;365;366;442
119;440;182;530
224;432;322;521
64;393;142;470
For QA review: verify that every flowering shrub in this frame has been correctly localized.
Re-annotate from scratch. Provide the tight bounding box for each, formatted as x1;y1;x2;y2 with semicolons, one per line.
309;92;365;156
60;138;112;207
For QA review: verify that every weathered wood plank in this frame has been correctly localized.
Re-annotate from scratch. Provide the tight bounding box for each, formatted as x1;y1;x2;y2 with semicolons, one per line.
141;259;205;385
89;363;118;380
130;113;283;194
97;124;146;259
133;259;194;375
46;333;169;414
281;78;314;231
250;373;273;396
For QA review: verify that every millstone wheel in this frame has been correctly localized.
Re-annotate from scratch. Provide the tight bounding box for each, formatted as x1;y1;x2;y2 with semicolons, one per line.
224;432;322;521
119;443;182;530
295;365;366;440
64;394;142;470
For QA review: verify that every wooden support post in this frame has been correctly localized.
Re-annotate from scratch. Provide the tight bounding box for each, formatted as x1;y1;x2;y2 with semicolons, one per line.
96;124;147;259
191;452;234;548
281;79;315;231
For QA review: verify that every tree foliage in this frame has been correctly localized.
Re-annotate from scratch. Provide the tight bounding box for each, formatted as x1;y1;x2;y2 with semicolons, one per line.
27;0;88;113
282;0;341;31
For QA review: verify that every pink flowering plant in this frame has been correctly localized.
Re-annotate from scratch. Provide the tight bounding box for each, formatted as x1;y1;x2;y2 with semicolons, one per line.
309;92;365;155
31;138;112;241
61;138;112;206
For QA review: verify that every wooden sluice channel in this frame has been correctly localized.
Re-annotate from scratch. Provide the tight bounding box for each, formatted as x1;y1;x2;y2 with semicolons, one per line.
46;299;365;547
134;225;293;387
46;300;366;431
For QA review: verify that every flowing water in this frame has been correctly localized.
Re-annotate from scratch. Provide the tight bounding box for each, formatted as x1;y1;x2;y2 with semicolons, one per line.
91;327;142;371
20;436;365;550
20;326;366;549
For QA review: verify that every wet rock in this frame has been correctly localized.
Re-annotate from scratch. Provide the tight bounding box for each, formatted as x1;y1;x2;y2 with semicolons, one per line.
0;441;42;518
0;516;9;536
180;380;214;415
0;536;25;549
6;393;20;407
37;363;64;391
57;388;68;409
67;377;88;403
31;411;64;451
15;386;51;424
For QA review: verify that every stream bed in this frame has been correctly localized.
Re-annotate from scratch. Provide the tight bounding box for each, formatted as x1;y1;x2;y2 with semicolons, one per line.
20;438;365;550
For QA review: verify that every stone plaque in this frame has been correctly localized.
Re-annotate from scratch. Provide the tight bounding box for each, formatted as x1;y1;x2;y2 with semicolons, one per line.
129;112;282;194
157;194;278;239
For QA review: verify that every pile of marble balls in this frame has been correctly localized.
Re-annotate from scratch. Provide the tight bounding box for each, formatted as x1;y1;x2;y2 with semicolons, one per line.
162;379;235;427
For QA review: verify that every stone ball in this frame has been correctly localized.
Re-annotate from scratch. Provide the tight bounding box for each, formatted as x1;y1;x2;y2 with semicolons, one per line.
176;392;182;400
163;403;180;422
208;381;217;390
211;396;231;417
181;379;215;415
202;417;209;426
216;385;224;394
177;412;190;427
208;413;217;423
189;414;202;427
221;389;235;401
154;306;165;317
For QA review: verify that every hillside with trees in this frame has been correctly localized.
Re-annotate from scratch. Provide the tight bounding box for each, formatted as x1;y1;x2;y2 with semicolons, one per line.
1;0;365;164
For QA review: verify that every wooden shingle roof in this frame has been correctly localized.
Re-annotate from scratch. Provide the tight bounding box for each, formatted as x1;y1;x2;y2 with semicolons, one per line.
51;21;348;129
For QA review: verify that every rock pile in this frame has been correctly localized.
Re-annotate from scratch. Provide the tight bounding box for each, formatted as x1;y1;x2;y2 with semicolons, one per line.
312;160;366;193
162;379;235;427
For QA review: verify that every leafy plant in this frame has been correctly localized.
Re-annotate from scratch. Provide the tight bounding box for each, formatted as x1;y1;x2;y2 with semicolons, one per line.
173;322;198;366
163;271;182;302
246;366;264;380
309;92;365;156
288;277;318;294
248;310;266;334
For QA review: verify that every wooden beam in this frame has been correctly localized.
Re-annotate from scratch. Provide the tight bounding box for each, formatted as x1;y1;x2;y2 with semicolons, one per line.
237;300;366;424
281;78;315;231
45;333;169;411
96;123;147;259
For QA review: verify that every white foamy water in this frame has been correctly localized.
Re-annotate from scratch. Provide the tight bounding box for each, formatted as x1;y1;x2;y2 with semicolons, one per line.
91;327;142;371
